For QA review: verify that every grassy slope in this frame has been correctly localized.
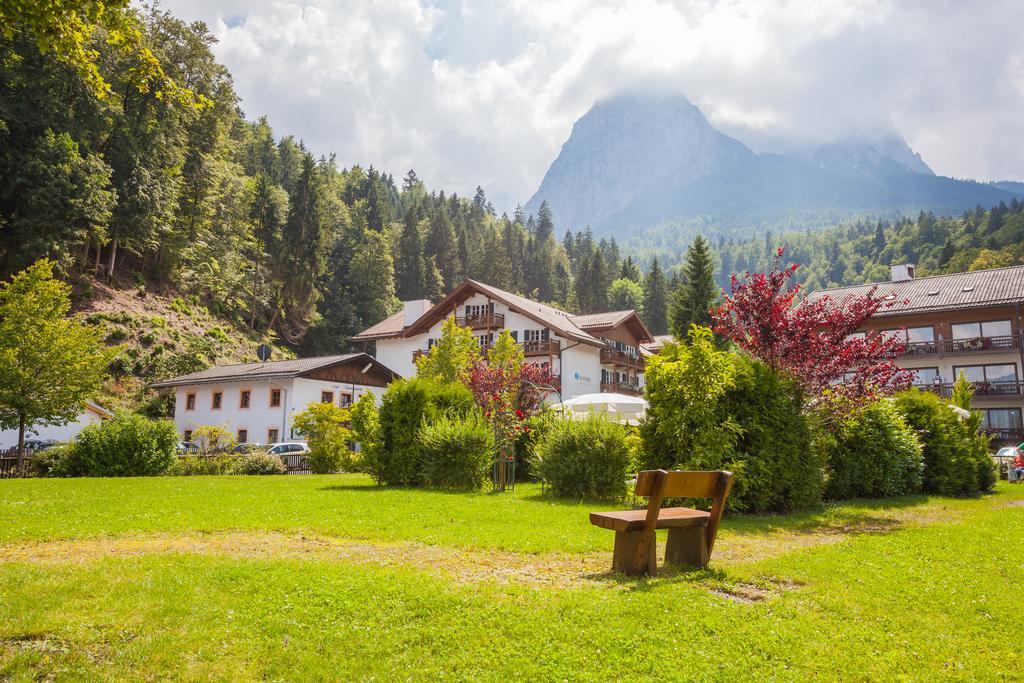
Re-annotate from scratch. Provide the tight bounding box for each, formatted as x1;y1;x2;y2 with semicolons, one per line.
1;476;1022;680
73;279;291;411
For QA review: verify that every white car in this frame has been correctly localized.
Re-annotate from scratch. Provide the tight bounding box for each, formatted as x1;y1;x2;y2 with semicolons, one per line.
267;442;310;456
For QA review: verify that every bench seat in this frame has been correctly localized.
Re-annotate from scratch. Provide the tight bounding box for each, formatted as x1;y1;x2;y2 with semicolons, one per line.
589;507;710;532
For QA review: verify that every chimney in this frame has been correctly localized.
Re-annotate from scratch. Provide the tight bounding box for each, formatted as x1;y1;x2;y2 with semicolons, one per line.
402;299;431;327
890;264;916;282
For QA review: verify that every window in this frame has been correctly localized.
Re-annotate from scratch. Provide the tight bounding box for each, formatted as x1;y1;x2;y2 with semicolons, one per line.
908;367;940;385
340;393;352;407
185;393;196;410
270;388;281;407
321;391;334;404
477;333;493;348
239;390;251;409
952;320;1012;340
212;392;222;410
953;364;1018;384
183;430;193;442
237;429;248;443
906;326;935;343
267;428;279;443
982;408;1023;431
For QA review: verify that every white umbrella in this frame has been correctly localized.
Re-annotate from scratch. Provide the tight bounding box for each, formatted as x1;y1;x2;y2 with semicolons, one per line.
551;393;648;425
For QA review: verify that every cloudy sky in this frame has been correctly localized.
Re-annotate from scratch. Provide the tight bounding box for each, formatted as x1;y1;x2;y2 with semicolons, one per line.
161;0;1024;212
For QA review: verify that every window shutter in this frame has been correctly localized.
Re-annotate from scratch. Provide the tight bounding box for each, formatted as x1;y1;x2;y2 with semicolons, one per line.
541;328;550;341
510;330;518;342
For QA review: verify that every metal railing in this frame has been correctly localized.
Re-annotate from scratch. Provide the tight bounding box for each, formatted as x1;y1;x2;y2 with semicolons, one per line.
901;335;1020;356
600;380;643;396
916;381;1024;398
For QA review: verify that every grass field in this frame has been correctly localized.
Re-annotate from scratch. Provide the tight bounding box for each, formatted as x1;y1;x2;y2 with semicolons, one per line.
1;475;1022;680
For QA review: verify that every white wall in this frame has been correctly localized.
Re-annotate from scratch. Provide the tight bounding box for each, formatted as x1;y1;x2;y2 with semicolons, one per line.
561;344;602;399
375;336;420;378
0;409;106;448
174;377;385;444
377;293;608;400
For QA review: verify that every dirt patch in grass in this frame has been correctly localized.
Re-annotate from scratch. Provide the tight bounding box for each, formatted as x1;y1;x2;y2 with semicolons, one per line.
0;501;972;592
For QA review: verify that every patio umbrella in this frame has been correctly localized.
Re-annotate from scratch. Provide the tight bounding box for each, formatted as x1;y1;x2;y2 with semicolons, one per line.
551;393;648;425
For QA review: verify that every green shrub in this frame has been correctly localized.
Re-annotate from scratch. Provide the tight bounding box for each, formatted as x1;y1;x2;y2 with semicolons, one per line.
293;402;353;474
823;400;923;499
417;412;495;489
641;328;824;512
230;453;286;475
30;446;73;477
170;454;241;476
377;378;475;485
350;393;382;476
533;415;633;500
62;412;178;477
893;389;997;495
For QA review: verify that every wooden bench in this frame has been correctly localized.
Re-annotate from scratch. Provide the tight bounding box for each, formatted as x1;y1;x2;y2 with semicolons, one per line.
589;469;734;576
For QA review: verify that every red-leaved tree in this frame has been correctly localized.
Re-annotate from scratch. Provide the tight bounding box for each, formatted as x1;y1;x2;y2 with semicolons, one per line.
711;249;912;405
465;360;554;445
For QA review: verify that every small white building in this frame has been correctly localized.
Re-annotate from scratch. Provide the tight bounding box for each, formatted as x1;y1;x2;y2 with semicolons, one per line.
353;280;653;401
0;402;112;449
151;353;399;444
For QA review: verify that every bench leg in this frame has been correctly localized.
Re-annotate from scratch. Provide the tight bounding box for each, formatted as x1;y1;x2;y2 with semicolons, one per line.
665;527;710;568
612;530;656;576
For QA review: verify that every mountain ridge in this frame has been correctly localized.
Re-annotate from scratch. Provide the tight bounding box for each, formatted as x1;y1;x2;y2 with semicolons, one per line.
525;93;1022;236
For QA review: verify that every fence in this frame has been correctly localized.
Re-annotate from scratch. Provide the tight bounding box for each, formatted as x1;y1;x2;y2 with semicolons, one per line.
0;447;35;479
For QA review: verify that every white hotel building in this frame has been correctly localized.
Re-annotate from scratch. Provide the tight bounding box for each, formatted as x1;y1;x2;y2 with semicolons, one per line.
354;279;654;400
151;354;398;444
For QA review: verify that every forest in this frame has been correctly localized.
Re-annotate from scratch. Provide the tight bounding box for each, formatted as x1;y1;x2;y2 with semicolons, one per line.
3;2;1023;377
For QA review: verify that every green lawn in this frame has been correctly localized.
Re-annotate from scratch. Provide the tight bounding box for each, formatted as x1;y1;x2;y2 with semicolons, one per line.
1;475;1022;680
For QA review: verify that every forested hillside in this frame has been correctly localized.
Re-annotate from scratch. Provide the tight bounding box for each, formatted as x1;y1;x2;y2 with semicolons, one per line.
0;5;633;368
713;201;1024;292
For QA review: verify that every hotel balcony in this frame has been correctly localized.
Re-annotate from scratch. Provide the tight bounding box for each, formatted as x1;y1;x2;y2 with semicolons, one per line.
916;381;1024;399
520;339;560;357
456;313;505;330
899;335;1020;357
600;380;643;397
984;428;1024;445
600;347;645;368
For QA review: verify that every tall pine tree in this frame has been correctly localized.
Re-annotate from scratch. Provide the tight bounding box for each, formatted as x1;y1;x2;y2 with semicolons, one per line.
642;257;669;335
669;235;718;339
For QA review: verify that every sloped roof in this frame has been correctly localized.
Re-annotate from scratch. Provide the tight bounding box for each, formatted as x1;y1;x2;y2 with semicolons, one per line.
803;265;1024;317
150;353;395;389
401;279;602;345
641;335;675;354
570;310;654;344
570;310;634;329
351;310;408;341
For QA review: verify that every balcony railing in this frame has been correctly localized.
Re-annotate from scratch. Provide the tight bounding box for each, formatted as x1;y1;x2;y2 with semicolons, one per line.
901;335;1020;356
520;339;560;357
916;381;1024;398
984;428;1024;444
600;347;645;368
600;380;643;396
456;313;505;330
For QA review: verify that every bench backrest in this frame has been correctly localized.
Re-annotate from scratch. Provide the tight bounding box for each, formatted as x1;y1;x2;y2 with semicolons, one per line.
633;469;734;559
635;469;724;499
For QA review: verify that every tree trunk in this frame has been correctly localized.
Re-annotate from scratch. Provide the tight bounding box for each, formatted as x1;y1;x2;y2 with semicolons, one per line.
16;413;25;470
250;258;260;330
94;242;102;274
107;238;118;279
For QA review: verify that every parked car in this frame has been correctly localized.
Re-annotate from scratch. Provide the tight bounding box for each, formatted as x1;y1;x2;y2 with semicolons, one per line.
267;442;310;456
177;441;200;454
24;439;59;451
232;442;265;454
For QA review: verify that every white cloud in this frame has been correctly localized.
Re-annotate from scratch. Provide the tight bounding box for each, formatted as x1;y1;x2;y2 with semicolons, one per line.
160;0;1024;212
